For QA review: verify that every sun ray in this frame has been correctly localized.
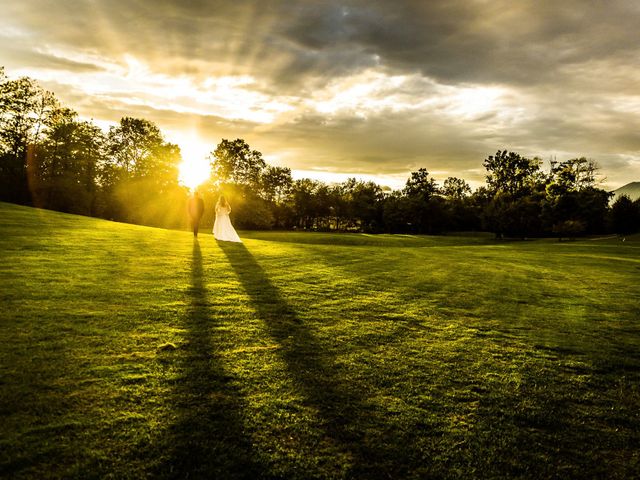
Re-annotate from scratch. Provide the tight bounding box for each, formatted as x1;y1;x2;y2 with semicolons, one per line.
172;133;212;190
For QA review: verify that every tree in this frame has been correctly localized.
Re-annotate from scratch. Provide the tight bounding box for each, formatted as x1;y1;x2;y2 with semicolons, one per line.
30;107;105;214
573;187;611;234
610;195;640;235
207;139;275;228
0;71;58;203
403;168;439;199
259;165;293;228
260;165;293;203
211;138;266;187
542;157;608;235
227;187;275;230
382;191;411;233
101;117;184;226
337;178;384;232
106;117;166;178
481;150;548;237
442;177;471;200
552;220;586;241
547;157;598;196
440;177;478;231
483;150;543;196
483;191;544;238
398;169;446;234
289;178;327;229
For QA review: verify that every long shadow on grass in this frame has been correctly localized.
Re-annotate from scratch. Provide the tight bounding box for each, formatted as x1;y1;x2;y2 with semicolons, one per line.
150;240;264;479
219;241;408;478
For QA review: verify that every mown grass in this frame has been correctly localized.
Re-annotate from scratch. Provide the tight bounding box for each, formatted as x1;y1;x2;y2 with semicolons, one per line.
1;201;639;479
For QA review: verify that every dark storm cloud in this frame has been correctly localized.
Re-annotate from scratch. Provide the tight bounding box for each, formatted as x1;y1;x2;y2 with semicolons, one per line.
3;0;640;86
251;0;640;88
1;0;639;187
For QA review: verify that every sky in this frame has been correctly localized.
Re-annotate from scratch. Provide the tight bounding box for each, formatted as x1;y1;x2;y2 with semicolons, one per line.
1;0;639;190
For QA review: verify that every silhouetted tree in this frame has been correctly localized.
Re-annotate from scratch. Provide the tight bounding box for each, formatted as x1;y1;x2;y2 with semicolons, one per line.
31;107;105;215
542;157;609;235
481;151;547;237
0;69;58;204
441;177;478;231
485;191;545;238
403;168;439;199
260;165;293;228
404;169;448;233
442;177;471;200
338;178;384;232
288;178;329;229
106;117;167;177
260;165;293;203
211;138;266;187
610;195;640;235
547;157;598;195
1;66;628;238
382;191;410;233
484;150;544;197
552;220;587;241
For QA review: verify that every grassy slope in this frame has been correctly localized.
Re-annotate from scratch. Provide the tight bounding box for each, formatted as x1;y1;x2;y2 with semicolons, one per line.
1;202;639;479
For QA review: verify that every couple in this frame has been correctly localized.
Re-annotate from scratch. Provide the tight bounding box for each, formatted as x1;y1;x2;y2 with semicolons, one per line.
188;192;242;243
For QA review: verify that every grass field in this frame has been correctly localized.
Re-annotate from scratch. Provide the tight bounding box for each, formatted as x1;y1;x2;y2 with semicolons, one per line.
1;201;639;479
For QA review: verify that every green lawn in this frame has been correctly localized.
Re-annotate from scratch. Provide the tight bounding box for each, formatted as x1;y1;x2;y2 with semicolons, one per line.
1;201;639;479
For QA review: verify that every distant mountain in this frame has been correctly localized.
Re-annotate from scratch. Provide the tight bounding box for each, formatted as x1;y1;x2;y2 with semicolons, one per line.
611;182;640;201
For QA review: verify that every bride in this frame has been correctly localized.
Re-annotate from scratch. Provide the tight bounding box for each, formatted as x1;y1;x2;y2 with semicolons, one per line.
213;195;242;243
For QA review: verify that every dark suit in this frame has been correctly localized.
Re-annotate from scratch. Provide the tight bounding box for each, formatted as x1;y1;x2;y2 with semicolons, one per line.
188;196;205;236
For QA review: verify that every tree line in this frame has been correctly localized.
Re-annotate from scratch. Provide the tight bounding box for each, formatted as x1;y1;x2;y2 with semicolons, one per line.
1;67;639;237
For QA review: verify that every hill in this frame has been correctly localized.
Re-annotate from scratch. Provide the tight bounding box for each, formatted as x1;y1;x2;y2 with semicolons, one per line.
1;201;639;479
612;181;640;201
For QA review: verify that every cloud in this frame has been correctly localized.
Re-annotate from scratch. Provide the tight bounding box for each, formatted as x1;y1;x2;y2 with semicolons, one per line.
4;0;640;87
1;0;639;188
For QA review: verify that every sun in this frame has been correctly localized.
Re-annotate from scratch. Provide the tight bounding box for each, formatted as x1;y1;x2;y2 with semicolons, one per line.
178;144;211;190
175;136;213;190
179;157;211;190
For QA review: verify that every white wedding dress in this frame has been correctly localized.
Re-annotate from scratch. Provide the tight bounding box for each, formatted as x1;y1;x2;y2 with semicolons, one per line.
213;205;242;242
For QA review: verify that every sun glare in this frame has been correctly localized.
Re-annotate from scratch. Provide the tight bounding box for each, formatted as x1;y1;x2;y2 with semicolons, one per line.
176;138;212;190
179;157;211;190
448;86;504;118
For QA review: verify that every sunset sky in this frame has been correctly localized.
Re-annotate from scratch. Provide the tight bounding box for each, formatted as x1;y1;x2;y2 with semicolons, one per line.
1;0;639;189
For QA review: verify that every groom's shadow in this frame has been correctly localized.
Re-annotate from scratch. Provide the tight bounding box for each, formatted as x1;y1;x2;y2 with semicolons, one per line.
150;240;263;479
219;241;395;477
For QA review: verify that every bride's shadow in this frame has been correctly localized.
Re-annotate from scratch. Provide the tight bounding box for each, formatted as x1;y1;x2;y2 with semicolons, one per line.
218;241;389;477
150;239;264;479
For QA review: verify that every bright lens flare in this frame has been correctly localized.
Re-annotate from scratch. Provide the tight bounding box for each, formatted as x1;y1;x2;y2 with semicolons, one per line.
178;157;211;190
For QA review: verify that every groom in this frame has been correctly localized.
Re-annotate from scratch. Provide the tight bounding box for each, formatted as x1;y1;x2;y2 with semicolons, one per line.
187;190;205;237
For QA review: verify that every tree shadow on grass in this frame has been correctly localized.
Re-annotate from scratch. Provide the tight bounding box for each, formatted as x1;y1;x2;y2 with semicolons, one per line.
219;241;409;478
149;239;264;479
